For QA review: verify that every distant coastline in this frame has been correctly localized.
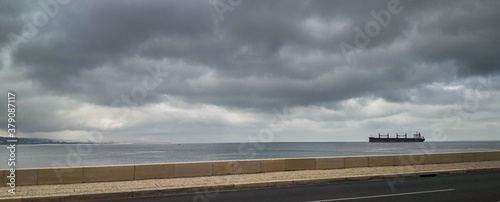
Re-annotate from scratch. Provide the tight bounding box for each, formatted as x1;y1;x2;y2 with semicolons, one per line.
0;136;113;145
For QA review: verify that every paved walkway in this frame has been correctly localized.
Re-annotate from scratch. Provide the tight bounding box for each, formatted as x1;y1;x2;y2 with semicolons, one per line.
1;161;500;201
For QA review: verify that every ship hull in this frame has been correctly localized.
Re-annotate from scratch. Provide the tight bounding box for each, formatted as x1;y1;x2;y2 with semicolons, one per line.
369;137;425;143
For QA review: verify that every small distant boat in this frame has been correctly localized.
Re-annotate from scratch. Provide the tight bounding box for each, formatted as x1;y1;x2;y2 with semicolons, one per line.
369;132;425;143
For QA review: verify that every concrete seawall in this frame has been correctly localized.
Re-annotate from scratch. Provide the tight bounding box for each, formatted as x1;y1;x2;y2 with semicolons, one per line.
2;150;499;186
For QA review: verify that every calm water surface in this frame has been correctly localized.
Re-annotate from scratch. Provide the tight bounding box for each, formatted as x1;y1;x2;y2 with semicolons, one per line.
1;142;499;169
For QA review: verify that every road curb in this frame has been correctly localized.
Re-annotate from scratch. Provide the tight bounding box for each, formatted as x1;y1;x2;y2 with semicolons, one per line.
3;167;500;202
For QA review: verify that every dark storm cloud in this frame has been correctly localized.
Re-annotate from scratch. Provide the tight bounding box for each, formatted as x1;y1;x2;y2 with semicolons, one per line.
10;0;214;92
3;0;500;110
408;1;500;76
0;1;39;58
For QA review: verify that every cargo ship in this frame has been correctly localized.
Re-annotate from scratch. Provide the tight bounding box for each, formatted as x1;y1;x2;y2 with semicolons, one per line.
369;132;425;143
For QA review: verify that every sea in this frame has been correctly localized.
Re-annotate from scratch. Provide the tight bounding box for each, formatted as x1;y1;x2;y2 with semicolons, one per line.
1;141;500;169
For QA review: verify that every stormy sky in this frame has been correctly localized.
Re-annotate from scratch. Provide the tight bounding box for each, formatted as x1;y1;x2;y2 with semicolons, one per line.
0;0;499;143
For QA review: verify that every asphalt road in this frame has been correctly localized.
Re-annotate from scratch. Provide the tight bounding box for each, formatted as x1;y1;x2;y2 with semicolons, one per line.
103;172;500;202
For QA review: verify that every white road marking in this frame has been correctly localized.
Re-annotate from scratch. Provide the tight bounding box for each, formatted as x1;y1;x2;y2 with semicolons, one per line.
307;188;455;202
